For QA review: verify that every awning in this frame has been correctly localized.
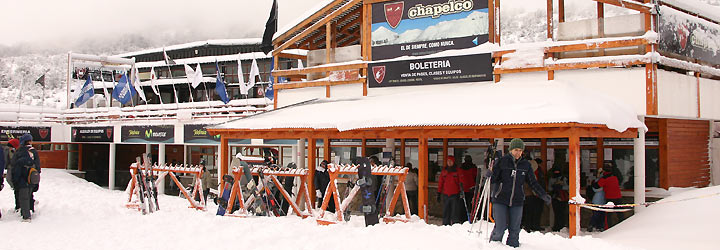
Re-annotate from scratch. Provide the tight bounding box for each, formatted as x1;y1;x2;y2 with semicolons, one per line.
211;80;646;133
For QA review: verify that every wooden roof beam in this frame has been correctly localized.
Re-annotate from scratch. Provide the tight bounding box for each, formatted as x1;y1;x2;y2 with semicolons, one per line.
273;0;348;46
273;62;367;77
274;0;362;56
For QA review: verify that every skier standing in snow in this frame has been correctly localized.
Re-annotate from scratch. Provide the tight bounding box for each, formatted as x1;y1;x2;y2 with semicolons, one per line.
403;163;418;215
597;160;623;228
437;155;462;225
11;134;41;221
488;139;551;248
459;155;477;223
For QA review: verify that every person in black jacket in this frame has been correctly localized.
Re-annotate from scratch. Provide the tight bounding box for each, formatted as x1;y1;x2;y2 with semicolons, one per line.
11;134;40;221
488;138;551;248
314;160;335;213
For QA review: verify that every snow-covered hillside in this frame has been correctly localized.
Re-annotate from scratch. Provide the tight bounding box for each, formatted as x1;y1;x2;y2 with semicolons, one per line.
0;169;717;250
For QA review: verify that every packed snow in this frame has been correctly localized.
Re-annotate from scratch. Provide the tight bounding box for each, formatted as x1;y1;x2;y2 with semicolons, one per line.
0;169;717;250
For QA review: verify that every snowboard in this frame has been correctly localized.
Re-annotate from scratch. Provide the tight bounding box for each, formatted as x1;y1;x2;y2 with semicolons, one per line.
241;162;268;216
216;175;234;216
357;157;379;226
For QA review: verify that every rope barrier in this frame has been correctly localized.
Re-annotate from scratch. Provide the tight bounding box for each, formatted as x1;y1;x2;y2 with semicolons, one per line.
571;192;720;212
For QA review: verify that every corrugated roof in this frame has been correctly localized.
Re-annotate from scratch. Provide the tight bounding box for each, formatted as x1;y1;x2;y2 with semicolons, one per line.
212;80;646;133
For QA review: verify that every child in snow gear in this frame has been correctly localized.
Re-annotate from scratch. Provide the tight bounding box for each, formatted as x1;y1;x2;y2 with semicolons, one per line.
11;134;41;221
488;139;551;248
597;161;623;228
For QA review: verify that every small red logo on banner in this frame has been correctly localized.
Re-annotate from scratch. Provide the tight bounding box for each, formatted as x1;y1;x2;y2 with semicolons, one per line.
39;129;49;139
372;66;386;84
384;2;404;29
107;128;113;139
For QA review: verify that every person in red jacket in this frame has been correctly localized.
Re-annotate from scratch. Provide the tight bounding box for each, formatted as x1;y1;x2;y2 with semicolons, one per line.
458;155;477;223
437;156;462;225
596;160;623;227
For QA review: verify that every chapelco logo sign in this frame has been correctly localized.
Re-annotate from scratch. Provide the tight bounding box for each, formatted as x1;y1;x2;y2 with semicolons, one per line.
408;0;474;19
71;126;113;142
372;66;387;84
384;2;404;28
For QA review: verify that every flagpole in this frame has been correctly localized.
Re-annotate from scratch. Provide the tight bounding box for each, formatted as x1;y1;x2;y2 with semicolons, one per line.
17;73;25;123
166;65;180;109
99;67;111;113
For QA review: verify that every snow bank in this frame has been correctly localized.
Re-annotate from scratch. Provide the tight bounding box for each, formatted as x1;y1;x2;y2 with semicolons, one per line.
0;169;651;250
600;186;720;250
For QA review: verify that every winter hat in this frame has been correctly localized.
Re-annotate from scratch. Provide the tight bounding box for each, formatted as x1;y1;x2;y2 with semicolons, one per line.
464;155;473;163
8;138;20;149
19;133;33;145
447;155;455;163
602;160;614;172
509;138;525;151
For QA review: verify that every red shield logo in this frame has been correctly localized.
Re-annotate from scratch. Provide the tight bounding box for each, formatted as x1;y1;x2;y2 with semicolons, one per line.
372;66;386;84
107;128;113;139
39;129;49;139
384;2;404;29
72;129;77;138
677;24;689;50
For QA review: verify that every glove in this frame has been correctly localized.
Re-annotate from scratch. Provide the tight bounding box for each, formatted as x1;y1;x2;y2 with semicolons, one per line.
436;193;442;203
542;194;552;205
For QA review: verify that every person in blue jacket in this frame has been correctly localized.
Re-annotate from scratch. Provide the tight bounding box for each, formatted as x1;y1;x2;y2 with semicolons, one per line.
11;134;40;221
488;138;551;248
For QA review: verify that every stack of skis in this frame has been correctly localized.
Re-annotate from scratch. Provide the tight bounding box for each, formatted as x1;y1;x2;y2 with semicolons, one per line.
133;153;160;215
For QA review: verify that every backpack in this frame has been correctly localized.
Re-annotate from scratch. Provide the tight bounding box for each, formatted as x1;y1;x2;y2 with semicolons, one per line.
27;165;40;185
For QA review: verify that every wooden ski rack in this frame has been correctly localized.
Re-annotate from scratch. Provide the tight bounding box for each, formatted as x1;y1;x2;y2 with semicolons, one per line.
125;158;206;211
316;164;411;225
222;166;315;218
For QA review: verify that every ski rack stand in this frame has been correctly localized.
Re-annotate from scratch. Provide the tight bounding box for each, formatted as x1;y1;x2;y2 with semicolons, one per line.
316;164;411;225
125;161;206;211
222;166;315;218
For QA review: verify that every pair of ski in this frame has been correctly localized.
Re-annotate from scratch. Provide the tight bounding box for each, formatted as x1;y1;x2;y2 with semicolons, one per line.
469;142;498;238
135;153;159;214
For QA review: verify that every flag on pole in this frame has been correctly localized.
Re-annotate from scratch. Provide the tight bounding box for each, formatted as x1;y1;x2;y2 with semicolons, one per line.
237;54;245;84
265;76;274;100
35;74;46;87
215;60;230;104
163;47;176;65
297;59;304;69
149;66;160;96
247;57;260;88
261;0;278;54
131;66;146;102
112;74;136;105
184;64;204;88
74;75;95;107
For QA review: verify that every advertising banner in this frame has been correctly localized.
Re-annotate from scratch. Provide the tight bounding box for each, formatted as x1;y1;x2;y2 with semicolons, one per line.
0;126;52;142
658;6;720;65
71;126;113;142
184;124;221;144
371;0;489;60
121;125;174;143
368;53;492;88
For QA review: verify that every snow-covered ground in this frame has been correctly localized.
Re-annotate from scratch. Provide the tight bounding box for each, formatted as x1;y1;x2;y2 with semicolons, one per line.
1;169;717;250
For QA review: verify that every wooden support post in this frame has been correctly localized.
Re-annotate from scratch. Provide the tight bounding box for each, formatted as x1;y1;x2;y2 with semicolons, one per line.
221;137;229;180
547;0;554;40
597;138;604;169
418;137;429;222
597;2;605;56
400;139;406;166
540;138;548;186
559;0;565;23
696;72;701;118
644;3;657;116
443;138;448;169
324;137;331;162
361;138;367;157
308;138;317;204
568;133;580;238
273;55;279;109
495;0;501;45
489;0;495;43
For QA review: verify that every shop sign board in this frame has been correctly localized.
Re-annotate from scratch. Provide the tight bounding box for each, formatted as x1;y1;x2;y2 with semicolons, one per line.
184;124;221;144
0;126;52;142
121;125;174;143
371;0;489;60
71;126;113;142
368;53;492;87
658;6;720;65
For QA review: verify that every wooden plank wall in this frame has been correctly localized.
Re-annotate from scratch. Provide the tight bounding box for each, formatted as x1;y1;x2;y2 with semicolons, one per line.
659;118;711;188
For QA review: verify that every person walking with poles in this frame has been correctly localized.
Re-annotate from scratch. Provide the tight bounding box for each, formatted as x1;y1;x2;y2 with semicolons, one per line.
488;138;551;248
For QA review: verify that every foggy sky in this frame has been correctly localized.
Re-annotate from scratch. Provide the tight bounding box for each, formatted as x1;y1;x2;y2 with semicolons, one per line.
0;0;325;47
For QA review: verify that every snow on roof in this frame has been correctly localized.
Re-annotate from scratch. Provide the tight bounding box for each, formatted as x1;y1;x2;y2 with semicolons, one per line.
661;0;720;23
115;38;262;58
134;49;308;69
274;0;338;41
212;80;646;133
